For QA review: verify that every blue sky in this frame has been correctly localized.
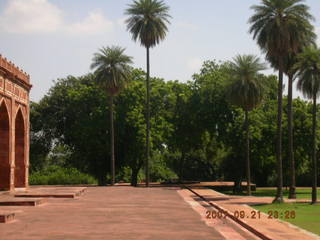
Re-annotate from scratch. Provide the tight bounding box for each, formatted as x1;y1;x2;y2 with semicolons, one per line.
0;0;319;101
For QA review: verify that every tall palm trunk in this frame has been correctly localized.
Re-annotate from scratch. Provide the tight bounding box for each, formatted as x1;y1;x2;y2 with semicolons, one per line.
274;62;284;203
109;95;115;186
179;152;185;183
312;91;318;204
145;46;150;187
288;74;296;199
245;109;251;196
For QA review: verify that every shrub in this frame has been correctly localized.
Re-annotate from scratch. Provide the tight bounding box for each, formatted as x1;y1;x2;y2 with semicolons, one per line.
30;165;97;185
150;152;177;182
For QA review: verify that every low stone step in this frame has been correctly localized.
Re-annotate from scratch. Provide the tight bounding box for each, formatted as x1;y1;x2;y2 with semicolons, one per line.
0;198;45;206
15;193;76;198
77;188;86;195
0;212;15;223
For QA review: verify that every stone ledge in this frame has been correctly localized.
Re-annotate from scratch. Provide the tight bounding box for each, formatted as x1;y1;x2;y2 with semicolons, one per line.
0;55;30;86
0;198;45;206
15;193;76;198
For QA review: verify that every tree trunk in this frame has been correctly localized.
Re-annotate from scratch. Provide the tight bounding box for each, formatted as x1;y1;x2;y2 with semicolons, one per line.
179;152;185;183
273;64;284;203
288;74;296;199
98;167;106;186
245;110;251;196
131;167;140;187
233;177;242;194
98;176;106;186
145;46;150;187
312;92;318;204
109;95;115;186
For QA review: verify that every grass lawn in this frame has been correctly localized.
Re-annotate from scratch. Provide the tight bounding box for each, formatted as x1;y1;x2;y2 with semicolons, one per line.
253;203;320;236
220;187;320;200
220;188;320;236
254;188;320;200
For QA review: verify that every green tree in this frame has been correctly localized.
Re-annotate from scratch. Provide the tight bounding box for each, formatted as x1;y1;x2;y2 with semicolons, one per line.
125;0;171;186
116;72;146;186
90;46;133;185
29;102;52;172
249;0;315;203
226;55;266;195
116;69;176;185
294;46;320;204
33;75;111;184
168;61;234;181
30;59;320;189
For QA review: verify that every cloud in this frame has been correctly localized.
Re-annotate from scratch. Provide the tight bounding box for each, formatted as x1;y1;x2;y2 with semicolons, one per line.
0;0;62;33
66;10;113;35
187;57;203;72
0;0;113;35
175;21;198;31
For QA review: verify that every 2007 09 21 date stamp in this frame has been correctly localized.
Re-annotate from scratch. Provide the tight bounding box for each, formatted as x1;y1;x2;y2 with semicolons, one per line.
206;209;296;219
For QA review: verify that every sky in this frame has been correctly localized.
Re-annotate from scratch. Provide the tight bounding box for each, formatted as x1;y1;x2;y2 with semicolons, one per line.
0;0;319;102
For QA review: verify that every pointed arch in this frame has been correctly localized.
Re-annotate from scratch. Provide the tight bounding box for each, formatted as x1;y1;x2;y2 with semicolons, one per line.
14;108;26;188
14;105;26;123
0;100;10;190
0;98;10;122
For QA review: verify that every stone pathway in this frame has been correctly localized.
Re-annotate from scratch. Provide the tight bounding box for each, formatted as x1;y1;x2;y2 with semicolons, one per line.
0;186;255;240
1;186;318;239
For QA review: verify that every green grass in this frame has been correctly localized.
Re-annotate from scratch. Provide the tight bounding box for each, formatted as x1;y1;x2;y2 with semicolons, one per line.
253;203;320;236
220;188;320;236
220;187;320;200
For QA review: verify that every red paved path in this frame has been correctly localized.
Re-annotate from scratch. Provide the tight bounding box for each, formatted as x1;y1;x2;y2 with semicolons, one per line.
0;186;256;240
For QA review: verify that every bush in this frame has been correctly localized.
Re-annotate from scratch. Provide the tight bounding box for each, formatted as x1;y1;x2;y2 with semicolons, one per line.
30;165;97;185
150;151;177;182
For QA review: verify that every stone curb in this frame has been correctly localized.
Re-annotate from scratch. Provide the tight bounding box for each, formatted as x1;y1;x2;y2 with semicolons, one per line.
185;186;274;240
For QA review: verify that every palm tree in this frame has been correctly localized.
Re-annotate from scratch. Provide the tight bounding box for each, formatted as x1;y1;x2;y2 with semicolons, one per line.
286;55;301;199
91;46;133;186
249;0;315;203
270;50;315;200
286;26;315;199
125;0;171;187
294;46;320;204
226;55;266;195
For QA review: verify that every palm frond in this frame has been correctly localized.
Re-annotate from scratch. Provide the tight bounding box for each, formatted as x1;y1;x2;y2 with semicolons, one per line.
248;0;315;69
90;46;133;96
295;46;320;99
226;55;267;111
125;0;171;48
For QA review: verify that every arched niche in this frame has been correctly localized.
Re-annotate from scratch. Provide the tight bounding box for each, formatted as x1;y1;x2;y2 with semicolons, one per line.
0;101;10;190
14;109;26;188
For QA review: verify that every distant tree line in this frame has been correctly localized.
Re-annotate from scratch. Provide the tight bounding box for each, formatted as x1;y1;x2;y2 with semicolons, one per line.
30;0;320;204
30;60;319;190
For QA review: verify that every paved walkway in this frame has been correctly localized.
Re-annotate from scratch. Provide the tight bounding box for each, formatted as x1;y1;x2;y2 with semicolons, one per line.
188;188;320;240
0;186;257;240
1;186;319;240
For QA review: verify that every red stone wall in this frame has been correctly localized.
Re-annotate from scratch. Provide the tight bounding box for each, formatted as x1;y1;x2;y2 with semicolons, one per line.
0;56;31;191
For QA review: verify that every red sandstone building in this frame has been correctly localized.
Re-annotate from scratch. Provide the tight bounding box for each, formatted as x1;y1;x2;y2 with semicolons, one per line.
0;55;31;191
